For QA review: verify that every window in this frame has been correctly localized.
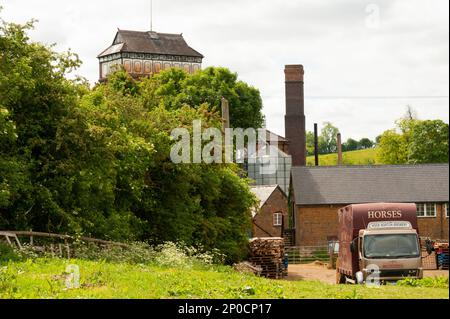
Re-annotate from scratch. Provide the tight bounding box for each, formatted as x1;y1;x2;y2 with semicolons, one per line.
273;213;283;227
445;203;449;218
416;203;437;218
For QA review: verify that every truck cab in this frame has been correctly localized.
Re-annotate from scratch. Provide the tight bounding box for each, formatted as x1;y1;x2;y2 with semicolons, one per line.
356;226;423;281
336;203;429;285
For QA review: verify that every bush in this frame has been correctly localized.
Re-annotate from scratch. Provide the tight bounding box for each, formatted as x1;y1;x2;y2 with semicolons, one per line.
0;243;22;264
397;276;449;289
11;241;226;269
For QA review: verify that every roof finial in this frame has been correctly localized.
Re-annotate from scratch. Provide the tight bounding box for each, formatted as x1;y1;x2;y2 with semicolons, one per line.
150;0;153;31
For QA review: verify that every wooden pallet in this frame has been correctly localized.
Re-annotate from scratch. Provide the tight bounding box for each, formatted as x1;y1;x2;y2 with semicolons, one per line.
249;238;285;279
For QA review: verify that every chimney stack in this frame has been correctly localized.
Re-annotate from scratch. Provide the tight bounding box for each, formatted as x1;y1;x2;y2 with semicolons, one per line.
285;65;306;166
337;133;343;165
314;123;319;166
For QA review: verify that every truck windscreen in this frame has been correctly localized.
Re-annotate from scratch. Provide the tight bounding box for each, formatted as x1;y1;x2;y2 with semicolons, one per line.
364;234;420;259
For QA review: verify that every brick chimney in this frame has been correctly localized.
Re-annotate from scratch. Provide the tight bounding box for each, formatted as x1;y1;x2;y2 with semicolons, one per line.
285;65;306;166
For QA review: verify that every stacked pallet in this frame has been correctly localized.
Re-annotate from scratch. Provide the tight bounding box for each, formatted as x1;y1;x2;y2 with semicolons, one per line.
249;238;285;279
434;242;449;270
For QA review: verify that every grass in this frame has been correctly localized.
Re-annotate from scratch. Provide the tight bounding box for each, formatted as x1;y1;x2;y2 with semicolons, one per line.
1;258;448;299
307;148;380;166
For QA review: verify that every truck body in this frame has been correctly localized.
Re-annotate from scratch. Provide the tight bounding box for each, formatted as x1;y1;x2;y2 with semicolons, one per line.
337;203;423;284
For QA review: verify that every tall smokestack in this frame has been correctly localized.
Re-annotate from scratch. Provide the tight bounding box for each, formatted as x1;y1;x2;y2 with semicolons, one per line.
285;65;306;166
337;133;343;165
314;123;319;166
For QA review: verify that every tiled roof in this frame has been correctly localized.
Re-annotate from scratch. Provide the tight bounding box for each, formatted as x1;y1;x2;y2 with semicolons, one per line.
98;30;203;58
291;164;449;205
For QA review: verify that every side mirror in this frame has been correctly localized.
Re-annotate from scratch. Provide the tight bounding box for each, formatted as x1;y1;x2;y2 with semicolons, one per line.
425;239;434;255
350;242;356;253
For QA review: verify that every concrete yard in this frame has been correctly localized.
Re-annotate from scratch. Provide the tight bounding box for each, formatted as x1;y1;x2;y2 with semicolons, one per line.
286;263;449;285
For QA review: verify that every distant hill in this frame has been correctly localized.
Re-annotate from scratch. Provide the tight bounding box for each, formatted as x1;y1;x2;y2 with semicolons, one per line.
306;148;380;166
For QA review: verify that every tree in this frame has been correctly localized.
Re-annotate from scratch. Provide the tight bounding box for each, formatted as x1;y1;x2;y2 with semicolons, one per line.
343;138;359;152
57;73;256;261
377;112;448;164
376;130;408;164
375;135;382;145
0;15;257;263
408;120;449;164
359;138;374;150
140;67;265;129
0;16;85;231
319;122;339;154
306;131;315;156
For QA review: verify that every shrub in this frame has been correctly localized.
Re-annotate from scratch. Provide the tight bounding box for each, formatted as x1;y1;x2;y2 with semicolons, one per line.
398;276;449;289
0;243;22;263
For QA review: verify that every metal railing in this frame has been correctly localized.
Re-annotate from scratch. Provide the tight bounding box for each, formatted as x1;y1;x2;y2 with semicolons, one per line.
285;245;332;264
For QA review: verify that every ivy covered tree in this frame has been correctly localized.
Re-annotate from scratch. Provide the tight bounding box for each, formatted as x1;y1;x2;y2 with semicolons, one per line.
0;14;257;263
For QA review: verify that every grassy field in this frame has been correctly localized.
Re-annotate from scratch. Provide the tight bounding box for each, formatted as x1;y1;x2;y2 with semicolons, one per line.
1;258;448;299
307;148;380;166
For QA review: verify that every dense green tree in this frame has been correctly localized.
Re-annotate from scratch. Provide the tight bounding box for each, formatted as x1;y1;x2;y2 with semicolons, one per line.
0;16;85;231
57;72;256;261
0;15;257;262
408;120;449;164
139;67;265;129
377;111;448;164
359;138;374;150
342;138;359;152
375;135;382;145
376;129;408;164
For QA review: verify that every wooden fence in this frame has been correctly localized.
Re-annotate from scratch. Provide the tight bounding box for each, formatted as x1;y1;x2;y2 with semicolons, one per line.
0;230;128;259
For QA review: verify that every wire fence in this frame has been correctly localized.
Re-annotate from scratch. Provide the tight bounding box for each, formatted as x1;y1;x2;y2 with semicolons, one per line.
285;245;333;265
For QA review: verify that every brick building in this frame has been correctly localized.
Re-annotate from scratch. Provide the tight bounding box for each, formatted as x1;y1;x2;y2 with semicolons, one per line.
250;185;288;238
289;164;449;246
98;30;203;81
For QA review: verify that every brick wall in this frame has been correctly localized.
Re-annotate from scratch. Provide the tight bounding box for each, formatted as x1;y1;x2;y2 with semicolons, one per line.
294;205;342;246
295;203;449;247
252;189;288;238
417;204;449;240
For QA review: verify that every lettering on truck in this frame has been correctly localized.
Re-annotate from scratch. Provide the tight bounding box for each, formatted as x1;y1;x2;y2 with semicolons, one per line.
367;210;403;219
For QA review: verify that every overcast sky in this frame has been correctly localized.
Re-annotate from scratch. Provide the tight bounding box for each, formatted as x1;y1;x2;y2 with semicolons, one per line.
2;0;449;140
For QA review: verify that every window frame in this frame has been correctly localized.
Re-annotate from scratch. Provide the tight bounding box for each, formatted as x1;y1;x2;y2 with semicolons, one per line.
416;203;437;218
445;203;449;219
273;212;283;227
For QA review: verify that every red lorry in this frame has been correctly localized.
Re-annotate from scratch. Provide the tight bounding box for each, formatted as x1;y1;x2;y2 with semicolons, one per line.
336;203;433;284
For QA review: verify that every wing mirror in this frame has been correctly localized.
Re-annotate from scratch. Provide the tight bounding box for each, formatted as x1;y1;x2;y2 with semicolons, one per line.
350;241;357;253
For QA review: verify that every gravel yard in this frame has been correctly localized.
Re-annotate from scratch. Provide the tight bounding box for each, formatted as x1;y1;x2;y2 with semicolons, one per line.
286;263;449;284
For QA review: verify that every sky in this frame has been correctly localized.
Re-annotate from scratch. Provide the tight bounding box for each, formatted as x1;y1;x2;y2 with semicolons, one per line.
1;0;449;140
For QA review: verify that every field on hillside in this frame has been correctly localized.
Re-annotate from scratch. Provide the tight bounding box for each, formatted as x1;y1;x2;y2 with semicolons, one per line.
0;258;448;299
307;148;380;166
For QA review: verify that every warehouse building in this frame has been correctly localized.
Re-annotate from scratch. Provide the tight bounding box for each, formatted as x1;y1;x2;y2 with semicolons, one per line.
289;164;449;246
266;64;450;247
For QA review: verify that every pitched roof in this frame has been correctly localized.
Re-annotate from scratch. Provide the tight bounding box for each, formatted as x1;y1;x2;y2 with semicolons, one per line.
291;164;449;206
264;130;288;143
250;185;279;209
250;185;286;217
98;30;204;58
